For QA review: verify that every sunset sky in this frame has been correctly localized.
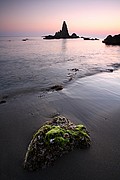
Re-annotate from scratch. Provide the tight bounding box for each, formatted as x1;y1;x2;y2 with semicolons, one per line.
0;0;120;38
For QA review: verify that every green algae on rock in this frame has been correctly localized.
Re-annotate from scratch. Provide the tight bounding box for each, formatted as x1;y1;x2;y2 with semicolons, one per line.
24;116;91;171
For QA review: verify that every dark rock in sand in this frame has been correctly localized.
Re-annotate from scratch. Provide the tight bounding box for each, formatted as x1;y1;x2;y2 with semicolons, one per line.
43;21;79;39
50;85;63;91
24;116;91;171
102;34;120;45
0;100;6;104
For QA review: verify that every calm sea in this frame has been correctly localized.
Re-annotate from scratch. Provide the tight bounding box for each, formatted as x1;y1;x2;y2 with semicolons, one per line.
0;37;120;97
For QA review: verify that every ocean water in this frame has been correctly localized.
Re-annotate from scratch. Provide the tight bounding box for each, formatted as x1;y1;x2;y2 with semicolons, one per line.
0;37;120;97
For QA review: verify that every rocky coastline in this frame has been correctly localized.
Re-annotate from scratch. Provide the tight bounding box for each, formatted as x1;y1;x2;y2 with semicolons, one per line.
102;34;120;45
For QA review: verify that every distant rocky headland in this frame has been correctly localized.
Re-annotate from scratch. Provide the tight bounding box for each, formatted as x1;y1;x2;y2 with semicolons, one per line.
102;34;120;45
43;21;79;39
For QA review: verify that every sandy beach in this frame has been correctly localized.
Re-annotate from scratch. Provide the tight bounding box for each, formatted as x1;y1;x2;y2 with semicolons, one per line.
0;70;120;180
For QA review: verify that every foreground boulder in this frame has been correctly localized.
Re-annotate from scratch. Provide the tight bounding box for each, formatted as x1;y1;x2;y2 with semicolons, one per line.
24;116;91;171
102;34;120;45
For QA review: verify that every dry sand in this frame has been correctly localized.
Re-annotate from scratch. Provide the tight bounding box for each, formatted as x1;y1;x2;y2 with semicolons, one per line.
0;70;120;180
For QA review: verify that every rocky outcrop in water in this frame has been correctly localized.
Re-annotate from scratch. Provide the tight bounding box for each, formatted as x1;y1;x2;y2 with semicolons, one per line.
24;116;90;170
22;38;29;41
81;37;99;40
102;34;120;45
43;21;79;39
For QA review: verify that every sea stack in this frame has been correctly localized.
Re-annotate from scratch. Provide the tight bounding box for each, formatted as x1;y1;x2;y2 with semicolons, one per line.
61;21;70;38
43;21;79;39
54;21;70;38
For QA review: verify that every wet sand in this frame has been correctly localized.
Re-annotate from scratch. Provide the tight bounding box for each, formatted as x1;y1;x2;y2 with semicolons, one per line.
0;70;120;180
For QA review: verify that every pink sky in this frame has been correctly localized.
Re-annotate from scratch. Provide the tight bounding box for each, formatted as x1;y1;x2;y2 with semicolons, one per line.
0;0;120;38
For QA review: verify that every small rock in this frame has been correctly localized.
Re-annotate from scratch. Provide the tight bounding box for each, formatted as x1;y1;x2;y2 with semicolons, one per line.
50;85;63;91
22;38;29;41
0;100;6;104
109;69;114;72
107;69;114;72
71;68;79;72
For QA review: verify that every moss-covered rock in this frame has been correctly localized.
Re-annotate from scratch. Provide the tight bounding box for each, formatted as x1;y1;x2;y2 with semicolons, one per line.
24;116;91;171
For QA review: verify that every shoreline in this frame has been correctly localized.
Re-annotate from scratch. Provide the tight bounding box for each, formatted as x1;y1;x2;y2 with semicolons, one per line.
1;65;120;102
0;70;120;180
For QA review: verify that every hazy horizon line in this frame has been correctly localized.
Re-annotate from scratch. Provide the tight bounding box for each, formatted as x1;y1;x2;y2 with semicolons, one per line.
0;32;117;39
